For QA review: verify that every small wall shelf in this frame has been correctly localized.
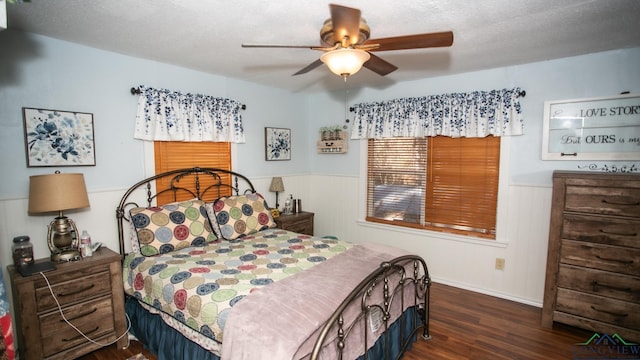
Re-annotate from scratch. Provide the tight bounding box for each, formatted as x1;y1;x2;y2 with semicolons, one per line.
317;131;348;154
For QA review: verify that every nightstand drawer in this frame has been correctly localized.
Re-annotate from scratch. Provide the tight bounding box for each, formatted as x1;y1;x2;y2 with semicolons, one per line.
35;270;112;311
275;211;314;236
39;296;115;357
286;220;312;234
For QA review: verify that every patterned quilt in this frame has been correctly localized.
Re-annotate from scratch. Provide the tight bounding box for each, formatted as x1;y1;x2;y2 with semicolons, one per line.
123;229;353;347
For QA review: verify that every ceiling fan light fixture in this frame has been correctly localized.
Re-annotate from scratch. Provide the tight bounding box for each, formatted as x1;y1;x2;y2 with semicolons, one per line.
320;48;370;78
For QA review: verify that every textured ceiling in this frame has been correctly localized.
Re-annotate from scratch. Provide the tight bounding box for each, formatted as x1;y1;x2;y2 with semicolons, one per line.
6;0;640;93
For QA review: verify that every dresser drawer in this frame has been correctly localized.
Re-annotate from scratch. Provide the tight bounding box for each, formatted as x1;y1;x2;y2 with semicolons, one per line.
565;185;640;217
560;239;639;276
562;213;640;248
35;270;112;311
557;264;640;303
39;296;115;357
556;288;640;329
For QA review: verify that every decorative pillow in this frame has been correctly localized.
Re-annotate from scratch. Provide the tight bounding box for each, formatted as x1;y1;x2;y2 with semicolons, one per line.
129;199;216;256
204;202;223;239
127;219;141;254
209;193;275;240
127;198;200;254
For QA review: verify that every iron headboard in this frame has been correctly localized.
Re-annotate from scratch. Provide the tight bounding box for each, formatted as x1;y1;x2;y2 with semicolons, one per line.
115;167;256;255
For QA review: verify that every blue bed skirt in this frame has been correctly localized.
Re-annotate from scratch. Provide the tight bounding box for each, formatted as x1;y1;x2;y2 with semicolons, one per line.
356;306;421;360
126;296;221;360
126;296;422;360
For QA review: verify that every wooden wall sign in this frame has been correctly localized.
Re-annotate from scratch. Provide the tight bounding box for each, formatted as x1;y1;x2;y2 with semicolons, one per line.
542;93;640;160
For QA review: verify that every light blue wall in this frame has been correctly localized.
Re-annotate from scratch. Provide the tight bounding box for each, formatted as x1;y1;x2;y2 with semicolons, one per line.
0;30;308;200
227;78;308;178
4;29;637;197
308;48;640;184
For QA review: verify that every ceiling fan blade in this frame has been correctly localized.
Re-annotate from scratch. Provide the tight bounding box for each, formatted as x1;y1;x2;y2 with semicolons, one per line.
365;31;454;51
242;44;330;50
329;4;361;46
293;59;324;76
363;53;398;76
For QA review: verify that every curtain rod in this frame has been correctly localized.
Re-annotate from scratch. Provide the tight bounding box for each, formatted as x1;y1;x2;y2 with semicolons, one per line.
130;87;246;110
348;89;526;112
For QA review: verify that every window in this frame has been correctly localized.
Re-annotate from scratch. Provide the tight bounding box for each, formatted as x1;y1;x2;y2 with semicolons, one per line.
154;141;232;204
366;136;500;239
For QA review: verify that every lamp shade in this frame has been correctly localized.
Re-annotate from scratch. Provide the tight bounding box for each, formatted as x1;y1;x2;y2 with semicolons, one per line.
269;177;285;192
29;173;90;214
320;48;371;77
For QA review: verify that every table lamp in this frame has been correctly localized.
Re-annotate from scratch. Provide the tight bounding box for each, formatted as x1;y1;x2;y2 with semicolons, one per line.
269;177;284;210
28;172;90;262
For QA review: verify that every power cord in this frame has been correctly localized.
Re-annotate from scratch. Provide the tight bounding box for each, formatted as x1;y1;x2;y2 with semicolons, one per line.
40;271;132;347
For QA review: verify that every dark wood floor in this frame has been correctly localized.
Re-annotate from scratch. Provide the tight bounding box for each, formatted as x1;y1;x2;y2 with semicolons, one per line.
79;282;592;360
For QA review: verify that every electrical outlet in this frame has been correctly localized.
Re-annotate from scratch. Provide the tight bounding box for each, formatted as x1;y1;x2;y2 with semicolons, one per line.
495;258;505;270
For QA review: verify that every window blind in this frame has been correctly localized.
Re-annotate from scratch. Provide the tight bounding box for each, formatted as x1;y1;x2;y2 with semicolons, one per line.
154;141;232;204
367;138;427;225
426;136;499;237
367;136;500;239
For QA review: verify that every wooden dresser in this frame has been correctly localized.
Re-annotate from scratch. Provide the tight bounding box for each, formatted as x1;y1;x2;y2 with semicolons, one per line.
8;247;127;360
542;171;640;341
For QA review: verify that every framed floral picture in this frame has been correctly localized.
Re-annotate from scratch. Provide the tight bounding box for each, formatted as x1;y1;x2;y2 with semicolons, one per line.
23;107;96;167
265;127;291;161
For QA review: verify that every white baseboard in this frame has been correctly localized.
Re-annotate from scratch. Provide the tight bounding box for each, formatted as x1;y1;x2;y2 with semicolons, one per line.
431;277;543;308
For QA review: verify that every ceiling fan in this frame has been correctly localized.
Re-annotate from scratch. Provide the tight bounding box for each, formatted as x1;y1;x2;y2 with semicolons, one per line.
241;4;453;79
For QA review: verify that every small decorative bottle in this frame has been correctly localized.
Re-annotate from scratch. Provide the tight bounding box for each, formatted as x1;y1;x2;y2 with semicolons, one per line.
12;235;34;267
80;230;93;257
284;194;292;214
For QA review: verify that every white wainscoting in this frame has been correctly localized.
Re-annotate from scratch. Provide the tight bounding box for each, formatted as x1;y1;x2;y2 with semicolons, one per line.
307;174;554;306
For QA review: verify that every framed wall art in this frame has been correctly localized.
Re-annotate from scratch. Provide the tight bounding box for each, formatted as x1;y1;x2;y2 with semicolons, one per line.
23;107;96;167
265;127;291;161
542;93;640;160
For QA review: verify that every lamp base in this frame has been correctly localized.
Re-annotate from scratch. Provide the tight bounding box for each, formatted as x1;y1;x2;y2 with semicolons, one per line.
51;249;81;262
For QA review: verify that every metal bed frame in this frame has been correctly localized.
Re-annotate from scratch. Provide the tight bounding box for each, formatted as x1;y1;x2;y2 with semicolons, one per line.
115;167;431;359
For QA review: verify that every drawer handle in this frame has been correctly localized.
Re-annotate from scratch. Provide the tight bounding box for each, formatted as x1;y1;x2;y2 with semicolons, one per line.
62;325;100;342
599;229;638;237
592;281;632;293
61;307;98;322
596;255;634;265
601;199;640;206
590;305;628;318
57;284;95;297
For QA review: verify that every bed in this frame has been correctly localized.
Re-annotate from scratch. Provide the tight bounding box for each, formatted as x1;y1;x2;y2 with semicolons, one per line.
116;167;431;360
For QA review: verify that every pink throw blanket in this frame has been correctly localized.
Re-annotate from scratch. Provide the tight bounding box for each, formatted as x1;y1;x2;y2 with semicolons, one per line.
221;242;411;360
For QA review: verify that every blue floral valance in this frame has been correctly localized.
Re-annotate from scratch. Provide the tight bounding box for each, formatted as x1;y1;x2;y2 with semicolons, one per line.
350;87;524;139
134;85;245;143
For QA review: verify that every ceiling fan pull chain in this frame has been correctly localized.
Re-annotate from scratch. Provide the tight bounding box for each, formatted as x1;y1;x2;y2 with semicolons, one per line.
344;81;350;129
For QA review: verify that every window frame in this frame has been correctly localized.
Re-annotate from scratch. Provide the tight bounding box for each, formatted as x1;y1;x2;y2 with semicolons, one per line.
142;141;237;203
357;137;511;244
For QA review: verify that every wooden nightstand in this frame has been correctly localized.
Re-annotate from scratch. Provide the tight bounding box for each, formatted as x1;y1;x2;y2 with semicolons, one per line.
7;247;127;360
274;211;314;236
